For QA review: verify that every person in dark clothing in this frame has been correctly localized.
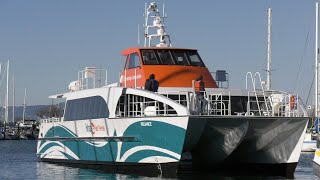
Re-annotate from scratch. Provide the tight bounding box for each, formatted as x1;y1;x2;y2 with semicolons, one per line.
144;79;150;90
194;75;207;114
145;74;159;92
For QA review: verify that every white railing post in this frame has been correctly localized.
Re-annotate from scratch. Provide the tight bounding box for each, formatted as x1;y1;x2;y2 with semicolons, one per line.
228;92;231;115
192;80;196;112
134;69;137;88
124;69;127;87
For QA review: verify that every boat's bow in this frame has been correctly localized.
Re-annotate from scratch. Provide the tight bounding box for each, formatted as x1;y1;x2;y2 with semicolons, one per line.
182;116;248;168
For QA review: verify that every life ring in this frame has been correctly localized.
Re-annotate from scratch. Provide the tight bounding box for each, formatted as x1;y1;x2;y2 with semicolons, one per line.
290;95;295;110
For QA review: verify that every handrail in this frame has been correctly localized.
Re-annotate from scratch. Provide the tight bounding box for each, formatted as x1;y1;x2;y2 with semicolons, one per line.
157;86;305;117
41;117;62;123
246;72;261;116
254;72;270;115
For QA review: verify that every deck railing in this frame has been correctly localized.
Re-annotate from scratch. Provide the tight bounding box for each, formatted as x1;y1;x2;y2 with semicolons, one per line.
159;89;305;117
115;94;178;118
41;117;62;124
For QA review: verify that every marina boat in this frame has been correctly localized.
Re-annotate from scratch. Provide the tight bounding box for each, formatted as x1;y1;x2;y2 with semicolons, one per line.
37;2;309;177
302;131;317;152
313;2;320;178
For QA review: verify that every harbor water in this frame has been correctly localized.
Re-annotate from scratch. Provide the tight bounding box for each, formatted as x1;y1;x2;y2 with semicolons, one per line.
0;140;318;179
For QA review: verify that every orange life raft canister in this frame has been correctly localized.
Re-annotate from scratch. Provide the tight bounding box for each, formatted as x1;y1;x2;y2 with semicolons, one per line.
290;95;295;110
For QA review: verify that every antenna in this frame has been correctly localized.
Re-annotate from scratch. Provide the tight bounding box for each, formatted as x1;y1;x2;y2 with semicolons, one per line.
162;3;166;25
138;24;140;46
144;3;148;47
163;3;165;19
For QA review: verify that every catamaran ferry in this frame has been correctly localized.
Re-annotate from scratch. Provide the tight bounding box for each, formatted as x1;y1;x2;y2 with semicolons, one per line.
37;2;309;178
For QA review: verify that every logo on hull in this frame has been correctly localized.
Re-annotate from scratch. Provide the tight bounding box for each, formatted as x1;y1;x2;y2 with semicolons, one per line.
85;122;106;135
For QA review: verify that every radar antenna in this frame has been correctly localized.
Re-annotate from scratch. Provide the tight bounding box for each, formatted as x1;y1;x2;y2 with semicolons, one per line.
144;2;172;47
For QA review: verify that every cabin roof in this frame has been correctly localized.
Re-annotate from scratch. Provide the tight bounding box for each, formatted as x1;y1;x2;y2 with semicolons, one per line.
121;47;198;56
48;93;64;99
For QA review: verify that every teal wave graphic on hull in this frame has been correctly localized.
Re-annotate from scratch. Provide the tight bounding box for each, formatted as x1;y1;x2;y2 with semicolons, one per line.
38;120;186;163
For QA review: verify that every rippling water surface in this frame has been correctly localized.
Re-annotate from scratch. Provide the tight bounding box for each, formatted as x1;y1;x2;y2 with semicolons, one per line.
0;140;318;179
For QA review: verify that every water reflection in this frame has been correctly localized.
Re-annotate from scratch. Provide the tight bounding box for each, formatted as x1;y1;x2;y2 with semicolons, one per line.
34;157;320;180
1;140;317;180
36;162;159;180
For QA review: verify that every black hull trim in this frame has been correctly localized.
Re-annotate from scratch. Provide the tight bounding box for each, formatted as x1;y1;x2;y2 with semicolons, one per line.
40;158;178;178
215;162;298;178
178;160;297;178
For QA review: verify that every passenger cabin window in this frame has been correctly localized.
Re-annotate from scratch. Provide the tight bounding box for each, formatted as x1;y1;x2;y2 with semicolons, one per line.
64;96;109;121
140;49;204;67
128;53;140;69
116;94;177;117
141;50;159;64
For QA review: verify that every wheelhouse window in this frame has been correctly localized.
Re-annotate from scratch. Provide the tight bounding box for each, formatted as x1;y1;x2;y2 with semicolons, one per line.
124;55;129;69
64;96;109;121
173;51;189;65
187;51;204;66
141;50;159;64
157;50;175;65
128;53;140;69
140;49;204;67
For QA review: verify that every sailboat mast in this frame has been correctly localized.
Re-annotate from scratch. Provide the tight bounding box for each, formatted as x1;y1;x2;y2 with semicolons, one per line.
316;2;319;118
267;7;272;90
5;60;9;123
12;76;15;124
22;88;26;124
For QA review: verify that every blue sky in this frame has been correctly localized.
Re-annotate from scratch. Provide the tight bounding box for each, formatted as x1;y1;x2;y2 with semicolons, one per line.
0;0;316;106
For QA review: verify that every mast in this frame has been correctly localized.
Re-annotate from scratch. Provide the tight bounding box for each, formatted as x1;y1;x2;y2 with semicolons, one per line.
266;7;272;90
12;76;15;124
0;63;2;123
316;2;319;118
143;2;171;47
5;60;9;124
22;88;26;124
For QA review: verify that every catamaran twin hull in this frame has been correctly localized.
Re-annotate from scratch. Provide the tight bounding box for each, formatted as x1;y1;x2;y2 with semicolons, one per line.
37;115;308;177
189;116;308;178
37;116;188;176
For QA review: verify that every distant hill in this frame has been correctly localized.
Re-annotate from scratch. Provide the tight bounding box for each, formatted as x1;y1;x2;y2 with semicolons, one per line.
0;103;65;123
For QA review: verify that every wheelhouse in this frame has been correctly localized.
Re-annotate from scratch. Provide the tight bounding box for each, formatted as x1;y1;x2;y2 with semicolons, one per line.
120;47;218;89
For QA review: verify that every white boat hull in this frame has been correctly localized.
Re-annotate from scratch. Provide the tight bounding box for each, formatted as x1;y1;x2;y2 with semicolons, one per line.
302;140;317;152
313;148;320;177
302;133;316;152
37;116;189;177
